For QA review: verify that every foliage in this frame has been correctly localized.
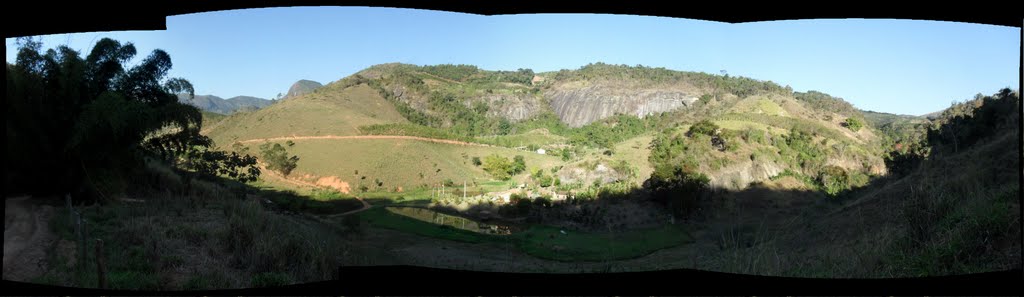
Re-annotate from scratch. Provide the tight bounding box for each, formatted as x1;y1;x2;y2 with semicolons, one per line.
687;120;719;137
512;155;527;175
644;164;710;217
844;117;863;132
818;165;849;197
5;37;235;201
550;63;790;98
481;154;515;180
259;143;299;176
793;90;861;118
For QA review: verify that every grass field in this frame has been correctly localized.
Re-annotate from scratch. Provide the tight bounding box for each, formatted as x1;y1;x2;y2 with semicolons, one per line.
206;84;407;146
713;120;790;135
476;128;568;148
609;134;656;182
253;138;563;193
729;96;787;117
350;207;694;261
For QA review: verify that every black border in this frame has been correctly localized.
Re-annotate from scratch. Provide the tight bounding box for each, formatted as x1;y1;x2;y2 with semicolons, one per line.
2;0;1022;37
3;267;1022;295
3;1;1021;296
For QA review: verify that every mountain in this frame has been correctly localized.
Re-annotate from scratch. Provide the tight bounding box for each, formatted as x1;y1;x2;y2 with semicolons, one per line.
178;94;272;114
207;62;894;193
204;82;408;145
283;79;323;99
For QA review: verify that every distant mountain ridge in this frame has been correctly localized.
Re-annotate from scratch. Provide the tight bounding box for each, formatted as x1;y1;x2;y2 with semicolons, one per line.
178;94;272;114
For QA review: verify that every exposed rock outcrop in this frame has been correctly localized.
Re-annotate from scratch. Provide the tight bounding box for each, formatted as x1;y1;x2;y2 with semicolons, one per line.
284;79;323;99
557;163;627;186
546;84;699;127
707;160;785;191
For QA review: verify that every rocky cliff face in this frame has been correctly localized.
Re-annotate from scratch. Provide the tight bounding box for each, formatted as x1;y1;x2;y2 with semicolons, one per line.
557;163;627;186
546;84;699;127
481;93;546;122
707;160;785;191
284;80;323;99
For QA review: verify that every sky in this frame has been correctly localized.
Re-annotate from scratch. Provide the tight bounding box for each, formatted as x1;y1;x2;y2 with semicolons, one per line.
6;7;1020;116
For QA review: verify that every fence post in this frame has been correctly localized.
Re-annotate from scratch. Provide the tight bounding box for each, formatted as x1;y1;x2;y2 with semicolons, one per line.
96;239;106;289
82;219;89;271
66;194;73;228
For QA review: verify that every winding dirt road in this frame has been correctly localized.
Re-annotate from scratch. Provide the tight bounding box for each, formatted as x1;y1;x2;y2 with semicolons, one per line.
237;135;495;147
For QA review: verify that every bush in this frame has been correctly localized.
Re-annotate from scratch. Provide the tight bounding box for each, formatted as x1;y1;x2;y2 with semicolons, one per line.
687;120;719;137
844;117;864;132
472;157;482;166
644;164;710;217
819;165;849;197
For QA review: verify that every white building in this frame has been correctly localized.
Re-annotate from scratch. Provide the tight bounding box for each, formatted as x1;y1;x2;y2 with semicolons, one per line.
536;148;546;155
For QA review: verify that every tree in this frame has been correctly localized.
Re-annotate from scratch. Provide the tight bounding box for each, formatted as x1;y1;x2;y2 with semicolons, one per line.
7;37;250;202
512;155;526;175
644;164;710;217
482;154;514;180
259;143;299;176
471;156;482;166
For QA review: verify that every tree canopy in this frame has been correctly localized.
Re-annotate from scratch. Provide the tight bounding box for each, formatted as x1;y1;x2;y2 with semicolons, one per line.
6;37;258;201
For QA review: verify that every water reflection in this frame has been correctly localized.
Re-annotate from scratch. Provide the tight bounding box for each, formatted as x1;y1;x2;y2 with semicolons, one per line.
385;207;517;235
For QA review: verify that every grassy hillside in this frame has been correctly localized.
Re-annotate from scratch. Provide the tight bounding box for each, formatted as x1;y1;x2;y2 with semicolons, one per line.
243;138;563;193
205;83;408;146
201;110;227;126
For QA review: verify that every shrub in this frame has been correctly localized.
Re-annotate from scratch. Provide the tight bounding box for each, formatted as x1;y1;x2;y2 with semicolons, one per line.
644;164;710;217
844;117;864;132
819;165;849;196
687;120;719;137
472;157;482;166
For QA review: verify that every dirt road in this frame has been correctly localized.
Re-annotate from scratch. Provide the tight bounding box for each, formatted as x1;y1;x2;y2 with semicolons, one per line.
3;196;57;281
237;135;495;147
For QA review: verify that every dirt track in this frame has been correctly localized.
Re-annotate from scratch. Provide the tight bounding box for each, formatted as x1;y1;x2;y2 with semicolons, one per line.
237;135;495;147
3;196;57;281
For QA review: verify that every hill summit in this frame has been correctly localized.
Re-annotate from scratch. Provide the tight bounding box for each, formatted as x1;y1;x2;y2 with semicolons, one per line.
284;79;323;99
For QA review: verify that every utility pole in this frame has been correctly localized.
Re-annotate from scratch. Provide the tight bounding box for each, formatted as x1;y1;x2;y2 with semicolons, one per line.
463;181;467;200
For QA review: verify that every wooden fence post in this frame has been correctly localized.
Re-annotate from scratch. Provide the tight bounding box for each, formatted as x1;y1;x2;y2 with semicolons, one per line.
66;194;73;227
82;219;89;268
96;239;106;289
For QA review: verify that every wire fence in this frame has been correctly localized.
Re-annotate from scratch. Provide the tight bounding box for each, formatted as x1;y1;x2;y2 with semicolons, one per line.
65;194;106;289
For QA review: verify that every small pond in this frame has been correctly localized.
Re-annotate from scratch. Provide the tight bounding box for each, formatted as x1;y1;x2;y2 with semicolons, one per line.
384;206;519;235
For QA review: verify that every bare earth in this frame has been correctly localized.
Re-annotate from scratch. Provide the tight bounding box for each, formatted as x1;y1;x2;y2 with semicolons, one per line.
3;196;57;282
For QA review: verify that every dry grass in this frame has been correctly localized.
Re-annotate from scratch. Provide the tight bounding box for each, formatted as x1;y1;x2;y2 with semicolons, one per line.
205;84;407;146
251;138;563;192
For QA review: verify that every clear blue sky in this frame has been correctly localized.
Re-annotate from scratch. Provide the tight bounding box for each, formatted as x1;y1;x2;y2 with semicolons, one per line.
6;7;1019;115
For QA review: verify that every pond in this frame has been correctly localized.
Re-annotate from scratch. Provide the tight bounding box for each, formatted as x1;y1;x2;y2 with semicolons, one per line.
384;207;518;235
